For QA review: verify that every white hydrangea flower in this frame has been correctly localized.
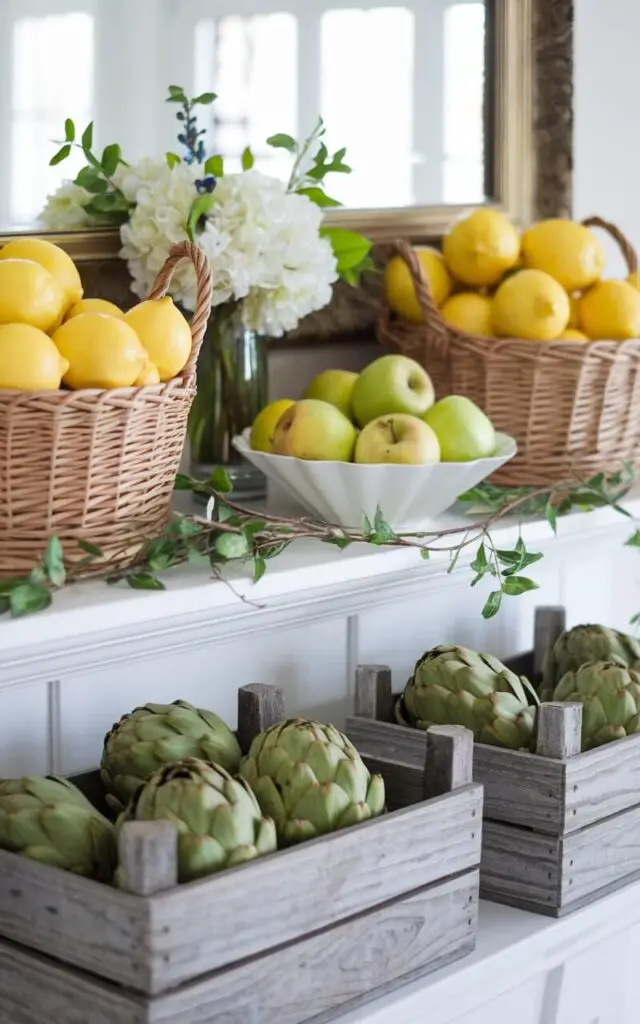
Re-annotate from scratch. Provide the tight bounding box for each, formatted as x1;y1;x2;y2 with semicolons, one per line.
39;180;95;230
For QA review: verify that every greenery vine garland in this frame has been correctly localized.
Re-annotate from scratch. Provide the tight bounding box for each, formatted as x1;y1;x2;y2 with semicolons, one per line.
0;466;636;621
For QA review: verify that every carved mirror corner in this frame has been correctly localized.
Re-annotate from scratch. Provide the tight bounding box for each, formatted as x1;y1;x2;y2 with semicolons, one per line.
0;0;573;348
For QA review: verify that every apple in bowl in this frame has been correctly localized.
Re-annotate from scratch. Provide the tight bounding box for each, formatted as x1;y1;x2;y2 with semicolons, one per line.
355;414;441;465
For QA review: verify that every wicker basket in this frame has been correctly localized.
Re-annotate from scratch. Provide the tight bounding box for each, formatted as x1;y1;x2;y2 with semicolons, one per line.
0;241;212;577
378;217;640;486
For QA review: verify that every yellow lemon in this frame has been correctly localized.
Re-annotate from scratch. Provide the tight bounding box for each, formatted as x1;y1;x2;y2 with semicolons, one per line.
65;298;123;321
568;292;582;328
521;219;605;292
123;297;191;381
558;328;589;341
440;292;493;336
627;271;640;292
579;280;640;341
384;247;453;323
134;361;161;386
250;399;295;452
53;313;147;389
0;323;69;391
492;269;570;341
443;210;520;288
0;237;83;312
0;259;66;332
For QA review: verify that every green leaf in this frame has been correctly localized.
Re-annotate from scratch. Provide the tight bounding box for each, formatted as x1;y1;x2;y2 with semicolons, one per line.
174;474;194;491
0;577;28;595
166;152;182;169
217;505;239;524
545;501;558;534
241;146;255;171
101;143;122;177
50;145;71;166
631;612;640;628
502;576;540;597
361;512;374;536
167;85;187;102
29;566;46;585
43;537;65;587
81;121;94;151
204;154;224;176
75;166;108;193
253;556;267;582
320;227;372;273
78;539;103;557
187;193;215;241
10;583;52;617
626;530;640;548
193;91;217;105
241;519;267;544
482;590;503;619
64;118;75;142
295;186;341;208
327;537;353;550
266;133;297;152
371;507;398;543
209;467;232;493
0;597;9;616
420;547;430;560
126;574;166;591
215;533;250;560
470;543;489;576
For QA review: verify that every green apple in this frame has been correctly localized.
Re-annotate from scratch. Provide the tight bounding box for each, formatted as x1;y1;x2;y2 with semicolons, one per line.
423;395;496;461
354;414;441;465
351;354;435;427
271;398;357;461
304;369;359;419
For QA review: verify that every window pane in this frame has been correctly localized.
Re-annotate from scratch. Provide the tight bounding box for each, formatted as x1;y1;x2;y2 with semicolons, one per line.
321;7;415;208
443;1;485;203
11;12;94;226
194;14;297;179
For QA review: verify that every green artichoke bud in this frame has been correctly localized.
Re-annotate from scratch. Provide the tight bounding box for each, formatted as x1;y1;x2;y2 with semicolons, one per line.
0;775;116;881
398;645;539;750
117;757;277;883
239;719;385;846
542;623;640;699
101;700;241;813
553;660;640;750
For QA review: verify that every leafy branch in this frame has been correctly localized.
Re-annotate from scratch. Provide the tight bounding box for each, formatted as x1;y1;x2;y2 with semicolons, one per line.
50;120;132;225
0;467;635;622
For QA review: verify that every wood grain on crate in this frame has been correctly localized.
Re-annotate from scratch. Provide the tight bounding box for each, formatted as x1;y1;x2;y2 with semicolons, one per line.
0;780;482;995
0;872;479;1024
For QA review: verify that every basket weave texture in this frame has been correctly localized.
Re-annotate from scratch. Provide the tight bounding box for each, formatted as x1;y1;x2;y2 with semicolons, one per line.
378;217;640;486
0;241;212;577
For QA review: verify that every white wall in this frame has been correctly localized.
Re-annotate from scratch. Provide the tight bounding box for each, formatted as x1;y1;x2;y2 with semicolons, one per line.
574;0;639;275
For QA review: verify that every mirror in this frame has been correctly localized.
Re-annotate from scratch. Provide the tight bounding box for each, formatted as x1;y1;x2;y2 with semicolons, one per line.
0;0;498;234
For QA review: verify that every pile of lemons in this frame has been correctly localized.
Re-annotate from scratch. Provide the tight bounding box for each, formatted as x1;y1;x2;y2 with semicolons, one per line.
385;211;640;342
0;238;192;391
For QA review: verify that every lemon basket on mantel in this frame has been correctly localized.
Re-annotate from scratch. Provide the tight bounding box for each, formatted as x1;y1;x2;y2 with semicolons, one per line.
379;214;640;487
0;241;213;578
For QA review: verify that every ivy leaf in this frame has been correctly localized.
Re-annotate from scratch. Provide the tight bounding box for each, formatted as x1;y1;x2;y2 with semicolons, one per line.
193;91;217;105
78;539;103;557
296;186;341;208
482;590;503;619
10;583;52;617
371;508;398;543
64;118;75;142
241;519;267;544
241;146;255;170
204;154;224;176
166;152;182;169
253;556;267;582
626;530;640;548
126;574;166;591
502;576;540;597
81;121;94;151
43;537;65;587
546;501;558;535
362;512;374;536
187;194;215;241
320;227;372;274
101;143;122;177
174;474;194;491
327;537;353;550
75;167;108;194
215;533;250;560
266;133;296;152
50;144;71;166
209;467;232;493
420;547;430;560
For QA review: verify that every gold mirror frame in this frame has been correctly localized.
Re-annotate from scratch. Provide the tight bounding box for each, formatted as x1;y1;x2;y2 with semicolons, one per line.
0;0;573;346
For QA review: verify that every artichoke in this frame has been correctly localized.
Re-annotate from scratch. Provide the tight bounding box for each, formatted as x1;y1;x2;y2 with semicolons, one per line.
397;645;539;750
117;757;276;883
0;775;116;881
553;660;640;750
101;700;241;812
542;623;640;699
239;719;385;845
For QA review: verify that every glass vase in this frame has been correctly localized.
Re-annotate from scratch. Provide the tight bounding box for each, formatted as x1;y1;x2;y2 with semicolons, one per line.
188;302;267;499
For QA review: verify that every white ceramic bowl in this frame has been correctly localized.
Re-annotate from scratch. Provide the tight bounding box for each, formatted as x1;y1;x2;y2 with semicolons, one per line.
232;430;517;531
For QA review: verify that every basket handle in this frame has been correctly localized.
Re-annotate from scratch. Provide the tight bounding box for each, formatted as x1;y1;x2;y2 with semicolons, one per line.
392;238;447;328
147;241;213;384
581;216;638;275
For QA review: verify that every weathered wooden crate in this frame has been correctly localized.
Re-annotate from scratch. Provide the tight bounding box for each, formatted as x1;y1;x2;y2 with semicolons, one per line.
0;684;482;1024
346;607;640;918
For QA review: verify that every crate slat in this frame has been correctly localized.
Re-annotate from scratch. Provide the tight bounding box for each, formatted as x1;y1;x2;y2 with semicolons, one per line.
480;821;561;911
564;732;640;832
562;802;640;907
0;871;479;1024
